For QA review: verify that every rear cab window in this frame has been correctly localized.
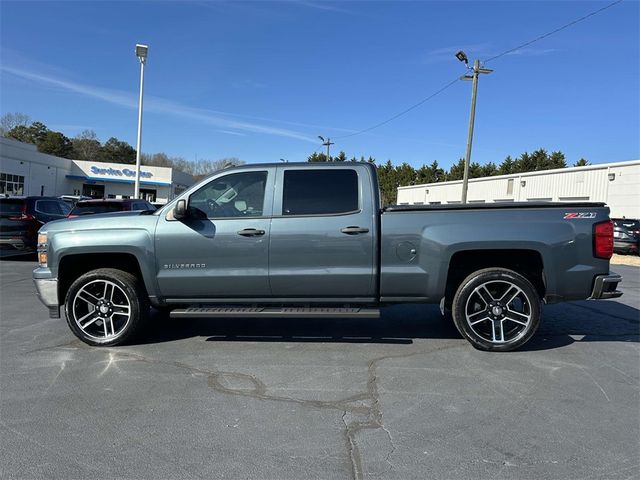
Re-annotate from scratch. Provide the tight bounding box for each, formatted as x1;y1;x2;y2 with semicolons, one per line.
282;169;359;216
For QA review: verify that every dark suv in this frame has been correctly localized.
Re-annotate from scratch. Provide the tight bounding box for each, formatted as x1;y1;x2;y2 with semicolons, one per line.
612;218;640;255
68;199;156;217
0;196;71;251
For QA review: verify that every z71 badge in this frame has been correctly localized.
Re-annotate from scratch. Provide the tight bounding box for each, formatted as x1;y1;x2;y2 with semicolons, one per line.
564;212;597;219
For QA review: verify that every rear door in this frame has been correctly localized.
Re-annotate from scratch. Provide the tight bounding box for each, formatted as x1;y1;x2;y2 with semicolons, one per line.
269;165;376;298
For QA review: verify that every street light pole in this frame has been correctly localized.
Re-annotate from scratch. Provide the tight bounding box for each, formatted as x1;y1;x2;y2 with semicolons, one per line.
458;56;492;203
133;44;148;199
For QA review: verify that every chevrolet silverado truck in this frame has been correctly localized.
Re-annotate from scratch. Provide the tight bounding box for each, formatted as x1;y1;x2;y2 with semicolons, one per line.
33;162;622;351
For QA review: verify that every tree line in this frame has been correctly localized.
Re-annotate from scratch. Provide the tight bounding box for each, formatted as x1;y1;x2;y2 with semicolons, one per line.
308;150;590;204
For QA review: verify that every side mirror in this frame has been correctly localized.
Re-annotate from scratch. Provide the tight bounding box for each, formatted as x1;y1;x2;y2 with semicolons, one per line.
173;199;188;220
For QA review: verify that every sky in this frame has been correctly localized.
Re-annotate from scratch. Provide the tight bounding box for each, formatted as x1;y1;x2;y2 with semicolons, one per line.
1;0;638;170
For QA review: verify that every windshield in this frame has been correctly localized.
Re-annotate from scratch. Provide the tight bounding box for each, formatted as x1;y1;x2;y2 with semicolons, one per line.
0;199;25;217
71;203;124;216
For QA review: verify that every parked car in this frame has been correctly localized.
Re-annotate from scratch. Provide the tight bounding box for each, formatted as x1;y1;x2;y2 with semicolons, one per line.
34;163;622;352
68;199;156;217
612;218;640;255
0;196;71;251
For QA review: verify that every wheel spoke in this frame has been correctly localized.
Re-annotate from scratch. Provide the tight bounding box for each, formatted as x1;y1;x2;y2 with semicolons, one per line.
500;286;521;305
505;309;530;326
79;315;100;330
76;309;96;325
468;309;489;325
105;317;115;336
77;291;99;306
476;286;495;306
491;320;505;342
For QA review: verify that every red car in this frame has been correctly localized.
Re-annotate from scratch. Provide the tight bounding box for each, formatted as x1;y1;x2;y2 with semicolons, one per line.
68;199;156;217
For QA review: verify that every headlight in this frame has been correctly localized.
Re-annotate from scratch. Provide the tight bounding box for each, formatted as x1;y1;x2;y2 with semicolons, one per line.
37;233;48;267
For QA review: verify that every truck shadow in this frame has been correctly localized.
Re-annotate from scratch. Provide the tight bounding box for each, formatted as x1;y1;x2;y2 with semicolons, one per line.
135;301;639;350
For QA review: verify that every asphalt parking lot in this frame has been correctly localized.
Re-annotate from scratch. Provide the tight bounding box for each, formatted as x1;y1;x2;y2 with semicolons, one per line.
1;254;639;480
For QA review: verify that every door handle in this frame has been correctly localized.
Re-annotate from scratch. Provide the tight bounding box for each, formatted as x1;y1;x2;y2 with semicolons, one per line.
340;226;369;235
237;228;265;237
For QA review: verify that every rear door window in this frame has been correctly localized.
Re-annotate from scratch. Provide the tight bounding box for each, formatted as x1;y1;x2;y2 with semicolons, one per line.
35;200;63;215
282;169;359;215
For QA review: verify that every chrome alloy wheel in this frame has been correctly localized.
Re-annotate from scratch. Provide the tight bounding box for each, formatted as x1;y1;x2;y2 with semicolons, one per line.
72;280;131;341
464;280;532;345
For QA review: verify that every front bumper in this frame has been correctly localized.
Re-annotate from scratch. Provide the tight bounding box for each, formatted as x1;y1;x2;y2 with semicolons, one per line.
33;273;60;318
589;273;623;300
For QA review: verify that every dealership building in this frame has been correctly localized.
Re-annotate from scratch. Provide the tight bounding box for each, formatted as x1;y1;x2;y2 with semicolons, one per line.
0;137;194;202
397;160;640;219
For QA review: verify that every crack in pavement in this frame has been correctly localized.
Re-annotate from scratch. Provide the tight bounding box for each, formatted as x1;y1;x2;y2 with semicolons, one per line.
29;341;459;480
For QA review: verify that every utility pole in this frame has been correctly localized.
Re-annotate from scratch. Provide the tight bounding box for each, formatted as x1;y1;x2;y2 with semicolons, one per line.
318;136;334;161
457;54;492;203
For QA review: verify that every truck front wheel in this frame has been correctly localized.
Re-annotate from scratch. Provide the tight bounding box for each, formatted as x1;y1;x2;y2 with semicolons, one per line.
64;268;149;346
452;268;541;352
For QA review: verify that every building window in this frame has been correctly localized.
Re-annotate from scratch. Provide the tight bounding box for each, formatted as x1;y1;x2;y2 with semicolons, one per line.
0;173;25;196
559;196;590;202
507;178;514;195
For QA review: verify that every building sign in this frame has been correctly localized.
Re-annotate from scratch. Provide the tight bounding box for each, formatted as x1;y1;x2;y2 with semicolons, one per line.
90;165;153;178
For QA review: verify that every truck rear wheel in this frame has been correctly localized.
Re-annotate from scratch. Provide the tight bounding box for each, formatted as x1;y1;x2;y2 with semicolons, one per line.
64;268;148;346
452;268;541;352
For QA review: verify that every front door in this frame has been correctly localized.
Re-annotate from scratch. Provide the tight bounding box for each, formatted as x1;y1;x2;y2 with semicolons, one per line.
155;168;274;299
269;166;376;298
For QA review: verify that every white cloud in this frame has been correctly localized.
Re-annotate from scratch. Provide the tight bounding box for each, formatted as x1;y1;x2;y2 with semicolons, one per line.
1;64;319;143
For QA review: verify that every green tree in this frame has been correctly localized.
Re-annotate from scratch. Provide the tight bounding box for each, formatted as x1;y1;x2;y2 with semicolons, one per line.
308;152;329;162
6;121;49;145
335;151;347;162
98;137;136;164
480;162;498;177
574;158;590;167
38;131;73;158
498;155;515;175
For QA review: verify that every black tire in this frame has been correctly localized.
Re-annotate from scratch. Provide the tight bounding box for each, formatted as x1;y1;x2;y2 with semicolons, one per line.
452;268;541;352
64;268;149;346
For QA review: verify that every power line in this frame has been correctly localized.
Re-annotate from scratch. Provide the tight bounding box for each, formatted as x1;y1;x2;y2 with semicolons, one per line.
483;0;624;64
334;76;461;139
332;0;624;141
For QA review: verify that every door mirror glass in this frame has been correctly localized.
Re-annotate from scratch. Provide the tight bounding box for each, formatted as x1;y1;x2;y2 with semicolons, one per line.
174;199;188;220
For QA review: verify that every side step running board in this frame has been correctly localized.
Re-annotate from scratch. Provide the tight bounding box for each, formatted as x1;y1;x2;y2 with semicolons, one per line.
170;306;380;319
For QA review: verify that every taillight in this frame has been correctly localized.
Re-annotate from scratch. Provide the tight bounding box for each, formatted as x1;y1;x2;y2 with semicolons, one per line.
594;220;614;259
8;203;34;221
8;213;36;221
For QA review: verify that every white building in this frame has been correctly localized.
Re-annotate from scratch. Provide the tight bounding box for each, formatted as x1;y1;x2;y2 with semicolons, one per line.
0;137;194;203
397;160;640;219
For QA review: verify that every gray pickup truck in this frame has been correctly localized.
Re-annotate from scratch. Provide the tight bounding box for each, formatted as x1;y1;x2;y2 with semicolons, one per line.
33;162;622;351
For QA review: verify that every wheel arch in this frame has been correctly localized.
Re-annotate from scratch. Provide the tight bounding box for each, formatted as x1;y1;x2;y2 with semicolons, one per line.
58;253;148;305
444;249;545;308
